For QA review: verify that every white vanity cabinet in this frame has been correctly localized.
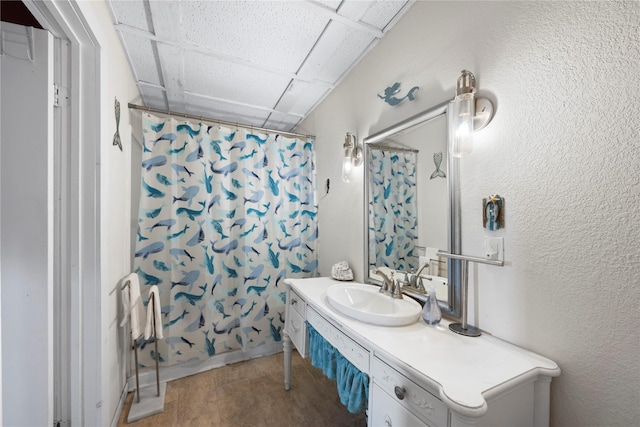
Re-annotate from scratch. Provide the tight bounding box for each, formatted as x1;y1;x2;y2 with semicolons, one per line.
370;384;427;427
285;288;307;357
283;287;308;391
371;356;447;427
283;278;560;427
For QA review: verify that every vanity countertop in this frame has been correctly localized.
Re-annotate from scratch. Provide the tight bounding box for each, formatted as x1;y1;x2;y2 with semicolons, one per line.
285;277;560;416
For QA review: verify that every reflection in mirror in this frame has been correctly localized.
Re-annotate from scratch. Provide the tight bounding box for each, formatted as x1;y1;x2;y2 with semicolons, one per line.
367;144;420;274
363;101;461;318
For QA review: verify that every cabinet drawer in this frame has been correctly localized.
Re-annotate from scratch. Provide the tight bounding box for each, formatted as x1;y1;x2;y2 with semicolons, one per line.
289;289;306;317
286;305;308;357
373;357;447;427
307;307;370;374
371;384;428;427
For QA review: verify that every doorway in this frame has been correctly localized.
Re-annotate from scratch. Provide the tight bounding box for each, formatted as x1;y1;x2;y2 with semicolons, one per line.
1;12;59;427
1;1;106;425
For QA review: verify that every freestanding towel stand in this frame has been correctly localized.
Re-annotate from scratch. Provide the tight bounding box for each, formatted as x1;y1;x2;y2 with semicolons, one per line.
121;279;166;421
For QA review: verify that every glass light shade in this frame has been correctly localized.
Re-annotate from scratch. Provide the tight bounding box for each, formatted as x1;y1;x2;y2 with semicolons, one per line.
341;149;353;183
450;93;475;157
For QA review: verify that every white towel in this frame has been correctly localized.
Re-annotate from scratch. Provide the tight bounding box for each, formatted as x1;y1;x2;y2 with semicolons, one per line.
120;272;145;339
144;285;163;340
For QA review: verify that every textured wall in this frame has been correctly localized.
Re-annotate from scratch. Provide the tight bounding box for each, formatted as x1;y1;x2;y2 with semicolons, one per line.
299;1;640;426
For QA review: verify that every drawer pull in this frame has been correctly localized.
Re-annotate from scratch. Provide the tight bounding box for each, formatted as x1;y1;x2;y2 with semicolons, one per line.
384;414;392;426
394;386;406;400
291;298;298;306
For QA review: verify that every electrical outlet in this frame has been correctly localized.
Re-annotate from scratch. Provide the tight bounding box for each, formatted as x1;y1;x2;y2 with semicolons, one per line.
483;237;504;261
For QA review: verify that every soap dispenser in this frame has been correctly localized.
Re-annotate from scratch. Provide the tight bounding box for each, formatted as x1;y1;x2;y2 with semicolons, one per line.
422;286;441;325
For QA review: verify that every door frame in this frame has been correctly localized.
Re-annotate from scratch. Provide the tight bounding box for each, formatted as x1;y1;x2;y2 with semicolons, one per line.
24;1;106;425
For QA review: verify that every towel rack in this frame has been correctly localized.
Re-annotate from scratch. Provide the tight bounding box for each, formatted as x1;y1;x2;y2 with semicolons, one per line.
122;279;161;403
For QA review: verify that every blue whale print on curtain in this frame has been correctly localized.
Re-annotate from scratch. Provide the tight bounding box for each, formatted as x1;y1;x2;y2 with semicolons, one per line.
368;149;418;273
134;113;318;367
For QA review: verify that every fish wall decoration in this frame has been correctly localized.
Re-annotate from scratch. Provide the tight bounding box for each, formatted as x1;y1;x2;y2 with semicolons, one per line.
113;97;122;151
430;152;446;179
483;195;504;230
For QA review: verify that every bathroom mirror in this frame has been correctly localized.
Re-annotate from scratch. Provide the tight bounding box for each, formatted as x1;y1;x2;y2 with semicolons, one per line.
363;101;462;319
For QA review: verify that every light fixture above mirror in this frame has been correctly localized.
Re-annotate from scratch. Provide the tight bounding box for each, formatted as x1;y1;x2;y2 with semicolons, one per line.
341;132;363;183
450;70;494;157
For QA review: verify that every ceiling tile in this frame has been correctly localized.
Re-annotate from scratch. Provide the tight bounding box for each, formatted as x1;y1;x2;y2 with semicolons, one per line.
274;81;330;117
263;112;304;133
337;1;409;32
155;43;185;111
359;1;409;31
109;0;153;32
180;1;330;72
147;1;181;41
337;0;373;22
185;93;271;128
140;85;167;110
120;32;161;86
313;0;343;12
184;51;292;109
297;20;376;84
107;0;414;132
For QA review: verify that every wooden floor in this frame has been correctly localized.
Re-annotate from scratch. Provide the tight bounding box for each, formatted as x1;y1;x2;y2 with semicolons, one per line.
117;351;367;427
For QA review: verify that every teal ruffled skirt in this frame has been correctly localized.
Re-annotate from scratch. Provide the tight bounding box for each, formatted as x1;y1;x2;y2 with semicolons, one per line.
306;322;369;413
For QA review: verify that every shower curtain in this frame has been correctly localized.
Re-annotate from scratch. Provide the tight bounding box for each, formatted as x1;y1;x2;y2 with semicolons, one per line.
368;148;418;272
134;113;318;366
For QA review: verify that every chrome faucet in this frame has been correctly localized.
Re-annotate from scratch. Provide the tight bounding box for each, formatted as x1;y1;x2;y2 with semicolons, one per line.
415;262;431;278
405;262;432;292
374;269;393;295
374;269;403;299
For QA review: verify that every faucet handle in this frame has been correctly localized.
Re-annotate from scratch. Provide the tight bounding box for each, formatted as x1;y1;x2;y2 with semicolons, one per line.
391;275;404;299
406;272;417;289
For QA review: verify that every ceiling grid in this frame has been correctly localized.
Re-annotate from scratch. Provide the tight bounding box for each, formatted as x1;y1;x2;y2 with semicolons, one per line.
107;0;413;132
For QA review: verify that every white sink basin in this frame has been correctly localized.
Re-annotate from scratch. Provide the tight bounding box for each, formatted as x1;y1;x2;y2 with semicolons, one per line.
326;283;421;326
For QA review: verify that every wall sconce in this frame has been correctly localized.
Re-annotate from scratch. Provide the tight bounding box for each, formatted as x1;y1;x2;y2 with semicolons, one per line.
450;70;494;157
342;132;362;183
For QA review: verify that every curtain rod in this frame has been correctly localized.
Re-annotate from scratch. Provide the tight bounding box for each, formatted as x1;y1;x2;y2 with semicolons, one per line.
127;103;315;140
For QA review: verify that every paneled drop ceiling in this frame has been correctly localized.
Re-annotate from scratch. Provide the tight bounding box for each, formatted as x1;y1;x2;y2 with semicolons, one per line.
107;0;413;132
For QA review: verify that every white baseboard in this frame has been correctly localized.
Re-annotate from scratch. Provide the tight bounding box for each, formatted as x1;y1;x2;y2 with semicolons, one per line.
111;382;129;427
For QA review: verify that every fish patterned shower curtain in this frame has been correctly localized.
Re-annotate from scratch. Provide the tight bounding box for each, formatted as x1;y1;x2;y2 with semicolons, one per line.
368;149;418;273
134;113;318;367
